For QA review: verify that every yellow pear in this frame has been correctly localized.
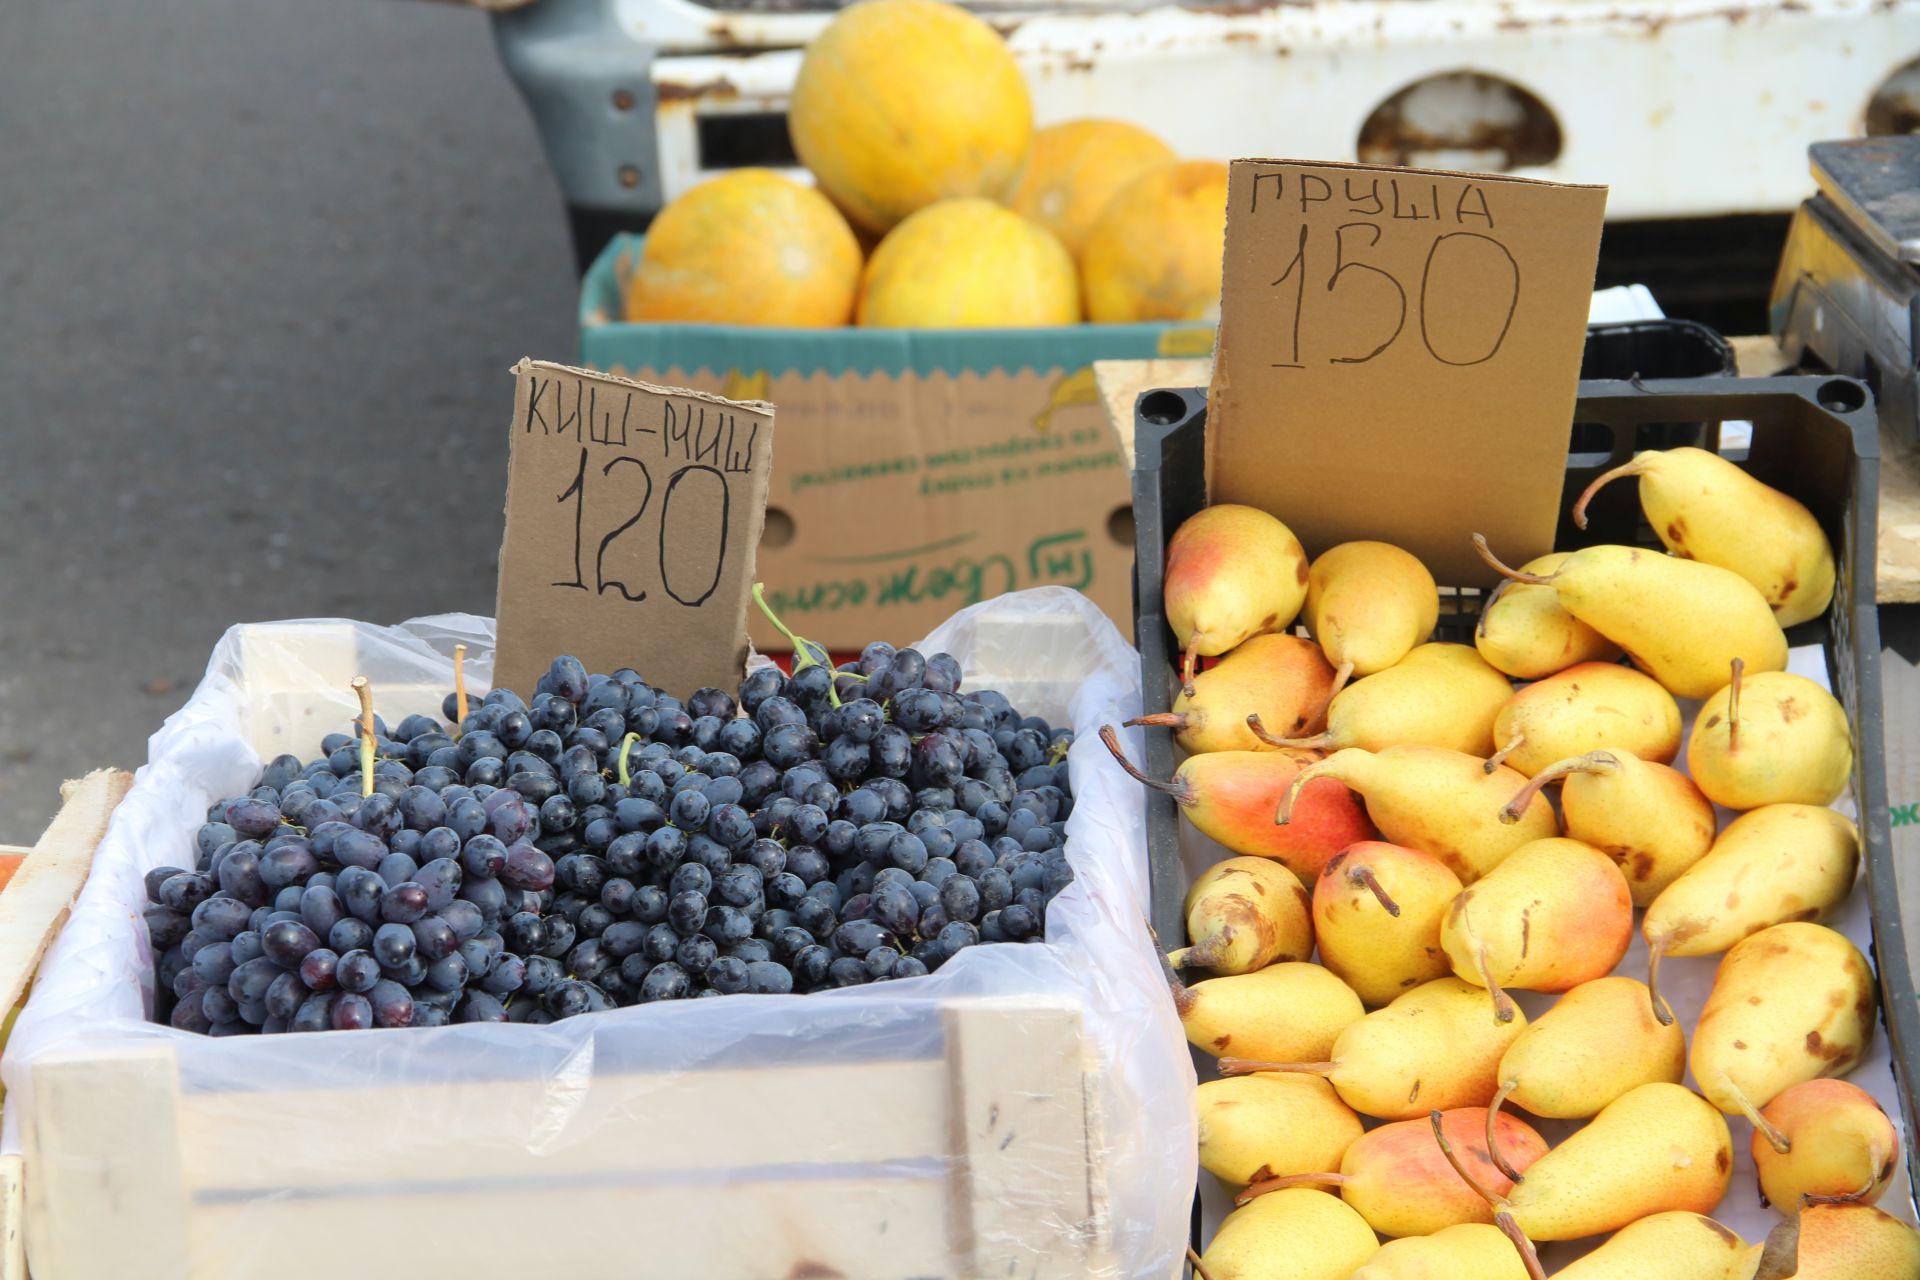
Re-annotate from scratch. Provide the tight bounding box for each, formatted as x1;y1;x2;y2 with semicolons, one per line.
1240;1108;1546;1238
1752;1079;1900;1209
1170;960;1364;1061
1197;1185;1380;1280
1251;642;1513;757
1501;749;1715;906
1165;504;1310;692
1312;842;1461;1007
1474;535;1788;699
1168;856;1313;975
1572;445;1837;627
1222;977;1526;1120
1350;1224;1530;1280
1444;1083;1733;1242
1750;1201;1920;1280
1475;551;1622;680
1279;746;1556;885
1687;662;1853;809
1488;661;1682;777
1126;633;1336;753
1552;1212;1753;1280
1195;1073;1364;1187
1305;541;1439;687
1440;838;1633;1021
1486;977;1686;1179
1644;805;1860;1005
1690;922;1876;1127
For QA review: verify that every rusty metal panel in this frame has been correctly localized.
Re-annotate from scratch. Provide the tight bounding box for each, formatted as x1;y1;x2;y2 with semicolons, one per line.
625;0;1920;222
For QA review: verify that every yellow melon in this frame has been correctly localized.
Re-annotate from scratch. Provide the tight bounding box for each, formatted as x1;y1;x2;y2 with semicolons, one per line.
789;0;1032;235
624;169;861;327
1082;160;1230;323
857;199;1079;328
1007;119;1176;263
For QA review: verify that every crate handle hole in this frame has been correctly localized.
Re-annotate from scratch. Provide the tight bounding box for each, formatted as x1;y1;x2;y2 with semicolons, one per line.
1819;379;1869;414
1867;54;1920;135
762;506;796;548
1357;71;1562;171
1139;390;1190;427
1108;504;1136;547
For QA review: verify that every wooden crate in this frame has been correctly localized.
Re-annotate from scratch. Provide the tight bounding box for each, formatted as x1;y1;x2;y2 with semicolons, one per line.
0;770;136;1280
18;625;1118;1279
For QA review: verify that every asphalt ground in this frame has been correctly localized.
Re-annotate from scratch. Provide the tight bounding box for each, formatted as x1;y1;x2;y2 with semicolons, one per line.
0;0;579;840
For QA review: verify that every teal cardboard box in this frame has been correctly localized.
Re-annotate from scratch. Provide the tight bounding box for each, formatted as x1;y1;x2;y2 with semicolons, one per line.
581;233;1213;650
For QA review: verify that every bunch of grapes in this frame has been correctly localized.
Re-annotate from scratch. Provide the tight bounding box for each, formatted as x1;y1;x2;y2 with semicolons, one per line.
147;639;1076;1034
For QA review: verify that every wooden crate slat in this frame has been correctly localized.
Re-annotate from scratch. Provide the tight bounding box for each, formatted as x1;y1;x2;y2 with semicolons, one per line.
0;770;132;1019
26;1044;190;1280
187;1178;952;1280
0;1153;23;1280
943;997;1102;1277
175;1057;952;1194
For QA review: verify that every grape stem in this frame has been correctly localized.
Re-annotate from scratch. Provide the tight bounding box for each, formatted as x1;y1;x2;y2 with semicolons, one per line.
750;582;841;708
352;677;376;798
616;732;643;787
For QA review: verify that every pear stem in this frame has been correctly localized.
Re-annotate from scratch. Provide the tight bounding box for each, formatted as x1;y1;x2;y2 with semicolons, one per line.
1275;761;1325;826
1430;1110;1547;1279
1429;1108;1509;1209
1167;934;1224;972
1098;725;1193;806
1473;938;1519;1024
1323;662;1354;706
1724;1077;1792;1154
1487;1080;1526;1183
1158;947;1197;1019
1123;712;1188;732
1647;942;1676;1027
1495;1211;1549;1280
1186;1246;1218;1280
1476;578;1515;638
1246;713;1333;752
1803;1169;1880;1207
452;643;469;725
1727;657;1744;754
1570;457;1649;531
1235;1172;1347;1205
1349;865;1401;916
1181;640;1200;699
351;677;376;798
1500;752;1611;823
1473;533;1554;585
1217;1057;1337;1077
1483;734;1526;775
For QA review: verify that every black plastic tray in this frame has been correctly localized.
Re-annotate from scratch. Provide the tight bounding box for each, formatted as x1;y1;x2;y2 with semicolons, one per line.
1127;375;1917;1209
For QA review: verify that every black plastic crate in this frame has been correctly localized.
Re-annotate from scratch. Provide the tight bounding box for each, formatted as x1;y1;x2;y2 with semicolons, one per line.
1128;375;1916;1206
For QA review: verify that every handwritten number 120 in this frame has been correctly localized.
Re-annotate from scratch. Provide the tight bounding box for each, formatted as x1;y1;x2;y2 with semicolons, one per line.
553;448;731;608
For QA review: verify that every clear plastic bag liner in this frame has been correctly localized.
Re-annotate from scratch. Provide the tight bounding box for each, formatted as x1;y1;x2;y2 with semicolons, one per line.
2;587;1196;1278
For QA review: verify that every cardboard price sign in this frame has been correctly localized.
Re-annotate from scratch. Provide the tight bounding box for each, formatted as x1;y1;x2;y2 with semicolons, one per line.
493;359;775;699
1207;160;1607;586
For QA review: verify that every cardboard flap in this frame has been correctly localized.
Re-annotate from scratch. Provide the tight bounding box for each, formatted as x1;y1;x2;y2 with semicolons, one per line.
493;359;775;699
1206;159;1607;586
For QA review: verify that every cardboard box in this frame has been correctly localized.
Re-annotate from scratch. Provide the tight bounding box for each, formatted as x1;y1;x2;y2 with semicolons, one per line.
1876;603;1920;983
579;233;1213;651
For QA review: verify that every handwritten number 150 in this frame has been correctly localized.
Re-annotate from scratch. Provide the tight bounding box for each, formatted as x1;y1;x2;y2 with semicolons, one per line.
1270;228;1518;369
